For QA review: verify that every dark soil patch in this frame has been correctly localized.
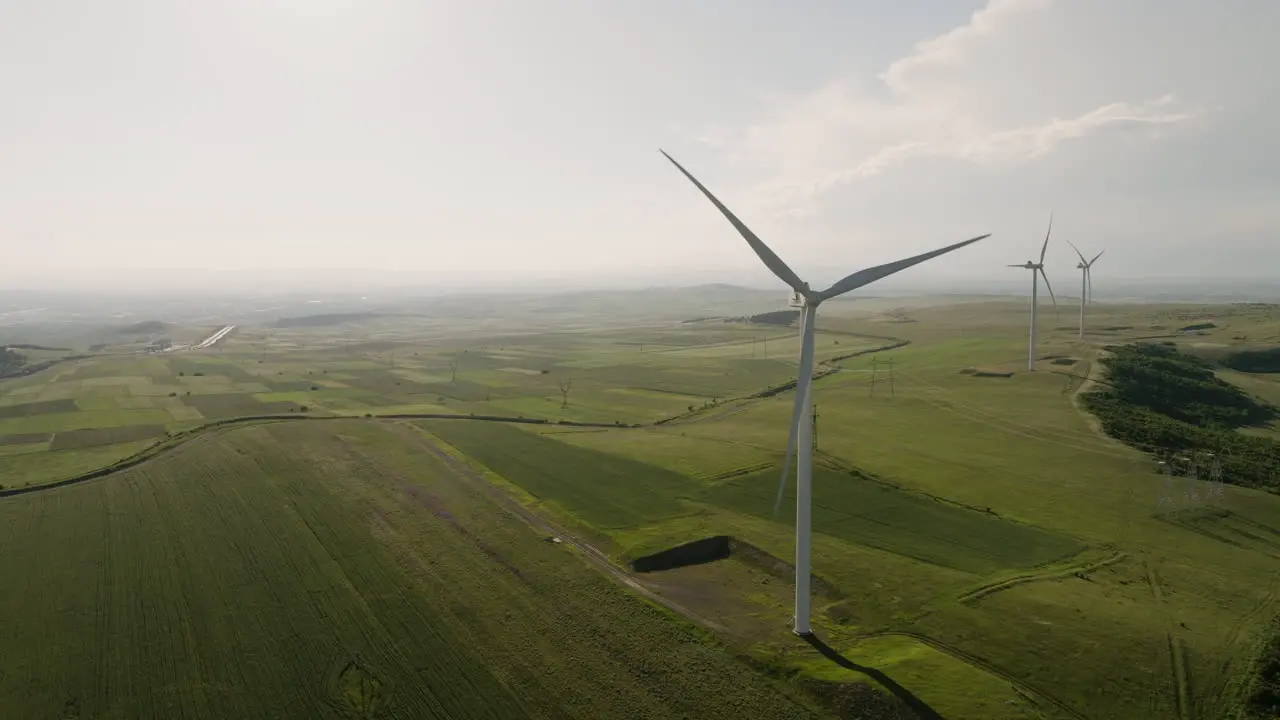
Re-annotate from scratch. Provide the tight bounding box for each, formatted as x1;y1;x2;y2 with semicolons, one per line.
0;432;52;446
0;399;78;419
50;425;166;451
1180;322;1218;332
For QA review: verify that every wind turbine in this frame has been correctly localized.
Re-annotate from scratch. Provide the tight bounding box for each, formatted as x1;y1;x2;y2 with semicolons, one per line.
660;149;989;636
1009;216;1058;371
1066;241;1104;339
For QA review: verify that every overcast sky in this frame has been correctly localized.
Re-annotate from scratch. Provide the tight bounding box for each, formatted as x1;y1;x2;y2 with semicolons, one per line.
1;0;1277;293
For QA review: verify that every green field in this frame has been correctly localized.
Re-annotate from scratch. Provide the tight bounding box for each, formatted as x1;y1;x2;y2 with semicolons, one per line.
706;465;1085;574
3;293;1280;718
0;421;824;719
422;420;694;529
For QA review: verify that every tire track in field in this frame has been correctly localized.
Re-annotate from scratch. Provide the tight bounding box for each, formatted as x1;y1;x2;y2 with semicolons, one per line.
1225;571;1280;652
899;368;1138;461
1144;559;1191;720
957;551;1128;604
397;422;732;635
1216;566;1280;716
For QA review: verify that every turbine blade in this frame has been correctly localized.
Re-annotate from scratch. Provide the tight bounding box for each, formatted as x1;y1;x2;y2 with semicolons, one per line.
1039;213;1054;264
1007;264;1028;268
1087;268;1093;303
660;150;806;293
772;382;807;517
772;312;810;517
1089;249;1105;265
1066;240;1087;265
818;234;990;300
1039;268;1059;312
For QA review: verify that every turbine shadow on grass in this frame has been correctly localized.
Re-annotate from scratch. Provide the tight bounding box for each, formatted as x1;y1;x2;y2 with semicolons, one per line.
802;633;945;720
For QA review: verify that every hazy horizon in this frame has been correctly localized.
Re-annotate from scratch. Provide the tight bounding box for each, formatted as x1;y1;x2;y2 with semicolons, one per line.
3;0;1277;292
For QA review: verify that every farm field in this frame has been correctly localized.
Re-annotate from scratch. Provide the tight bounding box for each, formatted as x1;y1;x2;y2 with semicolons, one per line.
2;293;1280;719
0;420;826;719
0;316;889;490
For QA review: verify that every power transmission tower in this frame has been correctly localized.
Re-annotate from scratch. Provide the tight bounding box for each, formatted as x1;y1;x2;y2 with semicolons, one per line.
1207;453;1226;505
869;357;895;398
1184;454;1202;507
1156;459;1176;513
558;378;572;409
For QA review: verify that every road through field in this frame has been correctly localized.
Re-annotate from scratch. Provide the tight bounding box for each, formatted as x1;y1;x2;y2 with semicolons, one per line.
403;422;732;634
193;324;235;349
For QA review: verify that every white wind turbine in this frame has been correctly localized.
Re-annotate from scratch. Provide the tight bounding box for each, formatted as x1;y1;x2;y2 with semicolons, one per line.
1066;241;1104;339
661;149;989;636
1009;215;1058;371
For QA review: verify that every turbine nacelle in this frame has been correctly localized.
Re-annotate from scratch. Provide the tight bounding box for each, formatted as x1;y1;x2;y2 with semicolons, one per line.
1066;240;1105;305
1015;214;1059;371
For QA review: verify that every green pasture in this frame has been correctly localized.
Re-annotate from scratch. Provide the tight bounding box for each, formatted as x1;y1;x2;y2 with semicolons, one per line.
420;420;693;530
0;421;821;719
3;296;1280;718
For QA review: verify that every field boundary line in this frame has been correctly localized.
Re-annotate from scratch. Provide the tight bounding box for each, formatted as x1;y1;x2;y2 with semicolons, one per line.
0;412;635;498
957;550;1128;604
1145;559;1192;720
3;330;914;499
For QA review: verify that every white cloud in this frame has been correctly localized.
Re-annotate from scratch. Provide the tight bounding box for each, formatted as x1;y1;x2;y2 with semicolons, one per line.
879;0;1051;98
691;0;1206;220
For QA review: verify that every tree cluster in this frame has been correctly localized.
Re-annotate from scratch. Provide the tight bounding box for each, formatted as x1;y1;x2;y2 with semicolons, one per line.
1081;343;1280;491
0;348;28;378
1222;347;1280;374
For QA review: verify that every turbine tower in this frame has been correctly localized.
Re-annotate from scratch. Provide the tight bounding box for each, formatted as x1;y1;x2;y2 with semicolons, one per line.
1067;241;1105;339
661;149;989;636
1008;215;1058;371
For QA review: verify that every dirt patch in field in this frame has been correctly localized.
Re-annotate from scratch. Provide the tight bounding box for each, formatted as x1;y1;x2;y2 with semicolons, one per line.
623;536;846;640
634;554;800;641
0;432;51;446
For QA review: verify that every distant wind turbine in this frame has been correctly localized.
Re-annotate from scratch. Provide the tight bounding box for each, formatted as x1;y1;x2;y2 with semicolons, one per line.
1009;215;1058;371
1066;241;1105;339
660;149;989;636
